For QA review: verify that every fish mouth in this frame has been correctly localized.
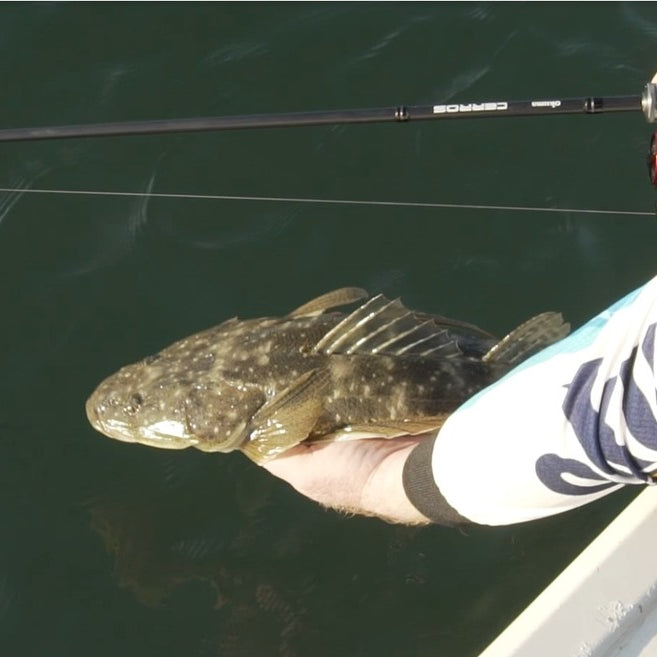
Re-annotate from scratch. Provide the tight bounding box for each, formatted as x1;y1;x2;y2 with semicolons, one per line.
85;397;195;450
85;397;107;434
85;396;139;444
135;420;197;449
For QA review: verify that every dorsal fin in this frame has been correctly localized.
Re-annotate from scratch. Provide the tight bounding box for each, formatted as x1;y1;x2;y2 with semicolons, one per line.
413;312;497;340
288;287;368;318
483;312;570;365
313;294;462;358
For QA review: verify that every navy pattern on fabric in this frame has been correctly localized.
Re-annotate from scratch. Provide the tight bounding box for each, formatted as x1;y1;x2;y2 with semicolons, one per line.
536;324;657;495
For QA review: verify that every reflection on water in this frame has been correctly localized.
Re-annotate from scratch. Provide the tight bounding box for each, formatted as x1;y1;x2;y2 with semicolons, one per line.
85;451;431;656
79;443;637;657
84;447;436;655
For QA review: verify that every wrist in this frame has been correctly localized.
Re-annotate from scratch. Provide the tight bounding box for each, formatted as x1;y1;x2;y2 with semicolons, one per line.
360;441;432;525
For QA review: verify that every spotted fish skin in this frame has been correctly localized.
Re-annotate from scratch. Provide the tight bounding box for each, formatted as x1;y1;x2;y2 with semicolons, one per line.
86;288;569;463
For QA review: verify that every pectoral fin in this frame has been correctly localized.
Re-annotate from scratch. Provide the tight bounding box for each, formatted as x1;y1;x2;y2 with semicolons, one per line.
241;369;329;464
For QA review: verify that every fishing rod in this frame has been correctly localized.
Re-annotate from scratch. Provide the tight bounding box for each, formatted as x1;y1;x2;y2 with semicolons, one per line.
0;85;655;143
3;81;657;200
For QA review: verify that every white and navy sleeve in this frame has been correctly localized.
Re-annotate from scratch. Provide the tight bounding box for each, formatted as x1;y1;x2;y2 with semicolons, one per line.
403;275;657;526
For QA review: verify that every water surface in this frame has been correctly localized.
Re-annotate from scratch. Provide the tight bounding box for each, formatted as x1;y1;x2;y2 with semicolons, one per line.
1;4;656;656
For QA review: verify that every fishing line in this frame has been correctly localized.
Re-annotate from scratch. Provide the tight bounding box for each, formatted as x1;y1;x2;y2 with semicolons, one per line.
0;186;651;217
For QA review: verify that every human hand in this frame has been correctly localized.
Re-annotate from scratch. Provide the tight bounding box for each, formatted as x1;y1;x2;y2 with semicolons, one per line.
262;435;432;525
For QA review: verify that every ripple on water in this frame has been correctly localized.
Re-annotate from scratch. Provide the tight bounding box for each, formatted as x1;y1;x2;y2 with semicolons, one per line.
621;2;657;40
158;207;296;251
204;41;269;67
0;160;53;227
52;172;156;278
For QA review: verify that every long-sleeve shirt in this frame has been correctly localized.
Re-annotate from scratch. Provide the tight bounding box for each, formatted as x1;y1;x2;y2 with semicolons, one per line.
403;275;657;526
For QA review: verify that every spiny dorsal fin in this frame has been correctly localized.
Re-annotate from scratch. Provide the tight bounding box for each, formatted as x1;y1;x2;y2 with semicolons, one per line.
313;294;462;358
288;287;368;318
413;312;497;340
216;317;239;331
482;312;570;365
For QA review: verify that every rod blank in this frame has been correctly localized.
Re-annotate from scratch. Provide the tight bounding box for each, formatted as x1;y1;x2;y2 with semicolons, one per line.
0;94;642;143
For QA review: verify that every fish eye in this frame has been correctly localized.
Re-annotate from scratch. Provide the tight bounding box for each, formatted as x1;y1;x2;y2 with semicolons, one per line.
123;393;144;416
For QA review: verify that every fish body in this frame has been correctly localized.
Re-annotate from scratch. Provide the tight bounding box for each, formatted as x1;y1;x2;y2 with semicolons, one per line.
86;288;569;463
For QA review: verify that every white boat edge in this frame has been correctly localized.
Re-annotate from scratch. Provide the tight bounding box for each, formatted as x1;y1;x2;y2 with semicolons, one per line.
478;486;657;657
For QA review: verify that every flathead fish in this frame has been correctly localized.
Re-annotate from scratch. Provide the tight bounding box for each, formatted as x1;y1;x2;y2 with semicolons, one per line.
86;287;569;464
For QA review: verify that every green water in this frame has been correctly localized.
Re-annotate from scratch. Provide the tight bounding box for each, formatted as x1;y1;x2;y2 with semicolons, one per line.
1;3;657;656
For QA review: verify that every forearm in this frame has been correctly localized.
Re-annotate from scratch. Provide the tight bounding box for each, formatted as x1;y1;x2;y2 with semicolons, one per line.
404;276;657;526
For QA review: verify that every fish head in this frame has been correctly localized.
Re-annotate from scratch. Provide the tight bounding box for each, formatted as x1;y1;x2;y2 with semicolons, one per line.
86;358;195;450
86;354;265;452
